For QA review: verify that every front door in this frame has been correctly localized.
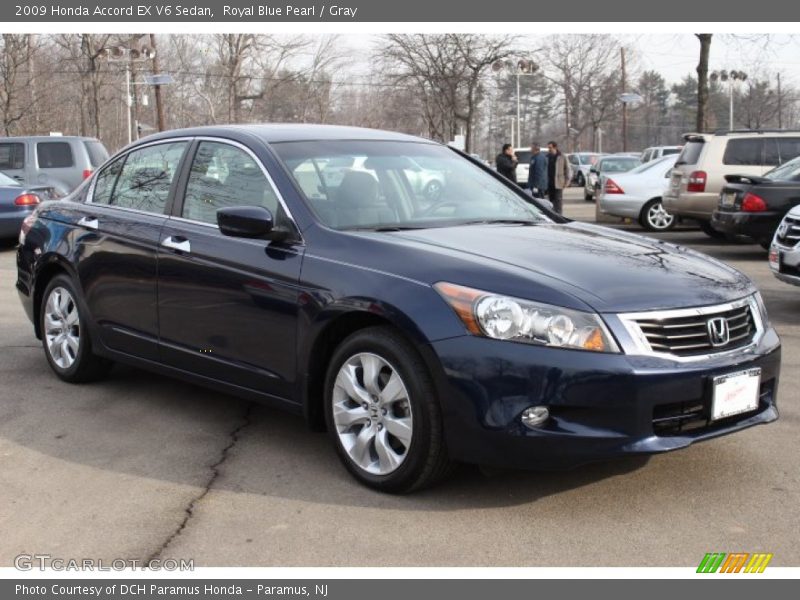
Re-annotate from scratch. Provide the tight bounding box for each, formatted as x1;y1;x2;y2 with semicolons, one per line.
157;140;304;401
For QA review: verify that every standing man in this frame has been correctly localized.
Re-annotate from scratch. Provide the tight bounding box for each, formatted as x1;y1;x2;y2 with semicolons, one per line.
526;142;548;198
495;143;518;183
546;141;572;214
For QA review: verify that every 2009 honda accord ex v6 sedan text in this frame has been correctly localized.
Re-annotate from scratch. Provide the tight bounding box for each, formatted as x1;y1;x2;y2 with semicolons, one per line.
16;125;781;492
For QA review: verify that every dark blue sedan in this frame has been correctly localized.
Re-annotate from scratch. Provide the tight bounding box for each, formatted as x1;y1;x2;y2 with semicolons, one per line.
15;125;781;492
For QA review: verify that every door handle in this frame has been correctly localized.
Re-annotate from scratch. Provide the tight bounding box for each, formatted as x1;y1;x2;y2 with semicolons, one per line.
161;236;191;253
77;216;98;230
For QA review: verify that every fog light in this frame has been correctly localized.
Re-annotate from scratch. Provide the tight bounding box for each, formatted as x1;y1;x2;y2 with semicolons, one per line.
521;406;549;429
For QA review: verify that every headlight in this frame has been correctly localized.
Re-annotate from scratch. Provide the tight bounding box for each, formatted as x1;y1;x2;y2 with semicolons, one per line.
752;291;771;329
434;282;620;353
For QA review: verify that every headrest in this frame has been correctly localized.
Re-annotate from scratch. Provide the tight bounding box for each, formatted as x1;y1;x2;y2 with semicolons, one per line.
337;170;379;207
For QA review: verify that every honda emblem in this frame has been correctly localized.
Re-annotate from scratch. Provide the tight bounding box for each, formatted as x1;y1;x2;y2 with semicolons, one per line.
707;317;730;347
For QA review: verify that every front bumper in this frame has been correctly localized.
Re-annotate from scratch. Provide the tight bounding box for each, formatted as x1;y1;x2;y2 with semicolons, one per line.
663;191;717;220
711;210;781;241
770;241;800;287
429;329;780;470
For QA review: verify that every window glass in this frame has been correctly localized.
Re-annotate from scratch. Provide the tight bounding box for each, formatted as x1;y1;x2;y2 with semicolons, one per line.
183;141;281;225
0;143;25;169
765;155;800;182
91;156;125;205
676;141;704;165
599;157;641;173
37;142;74;168
662;148;681;156
0;171;20;186
722;139;763;166
111;142;186;213
778;138;800;164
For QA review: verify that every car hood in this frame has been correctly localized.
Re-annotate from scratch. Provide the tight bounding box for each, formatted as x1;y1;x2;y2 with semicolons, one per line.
384;222;754;313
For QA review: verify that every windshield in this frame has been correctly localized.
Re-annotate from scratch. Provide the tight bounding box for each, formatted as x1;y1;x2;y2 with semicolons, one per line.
765;155;800;181
273;140;550;231
0;171;20;186
599;157;641;173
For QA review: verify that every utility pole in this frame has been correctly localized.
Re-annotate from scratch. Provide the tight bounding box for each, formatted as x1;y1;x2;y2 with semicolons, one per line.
620;47;627;152
778;72;783;129
149;33;166;132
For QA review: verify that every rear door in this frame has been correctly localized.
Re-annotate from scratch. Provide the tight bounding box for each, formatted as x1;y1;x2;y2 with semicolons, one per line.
157;139;304;400
75;139;189;360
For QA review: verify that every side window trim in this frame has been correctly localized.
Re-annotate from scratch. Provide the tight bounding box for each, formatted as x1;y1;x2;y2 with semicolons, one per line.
87;138;193;217
171;136;302;241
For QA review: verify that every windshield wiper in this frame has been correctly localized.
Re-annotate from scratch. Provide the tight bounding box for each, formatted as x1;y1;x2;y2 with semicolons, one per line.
459;219;541;226
345;225;428;232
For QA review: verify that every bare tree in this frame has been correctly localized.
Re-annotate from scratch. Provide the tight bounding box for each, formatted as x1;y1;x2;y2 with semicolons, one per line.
0;34;37;135
380;34;516;151
695;34;712;132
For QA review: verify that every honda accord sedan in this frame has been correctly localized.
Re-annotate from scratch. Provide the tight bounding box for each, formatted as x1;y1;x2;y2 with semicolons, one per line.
16;125;781;492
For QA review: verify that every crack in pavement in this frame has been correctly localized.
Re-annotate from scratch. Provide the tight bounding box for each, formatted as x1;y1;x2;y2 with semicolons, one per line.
144;402;255;566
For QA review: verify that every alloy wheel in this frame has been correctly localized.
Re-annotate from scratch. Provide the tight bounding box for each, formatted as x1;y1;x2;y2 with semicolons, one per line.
331;352;413;475
44;286;81;369
646;201;675;230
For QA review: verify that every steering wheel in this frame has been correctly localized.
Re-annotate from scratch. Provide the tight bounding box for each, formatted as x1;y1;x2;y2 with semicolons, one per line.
418;200;462;218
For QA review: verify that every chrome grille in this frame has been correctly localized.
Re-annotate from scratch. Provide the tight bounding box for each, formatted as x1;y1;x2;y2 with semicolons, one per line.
629;303;756;357
776;214;800;246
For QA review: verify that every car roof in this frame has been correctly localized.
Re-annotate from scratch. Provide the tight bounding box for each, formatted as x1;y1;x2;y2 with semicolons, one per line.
0;135;101;142
137;124;433;145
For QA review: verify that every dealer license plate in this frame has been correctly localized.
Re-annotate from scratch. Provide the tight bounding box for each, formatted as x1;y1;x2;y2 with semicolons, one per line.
711;368;761;421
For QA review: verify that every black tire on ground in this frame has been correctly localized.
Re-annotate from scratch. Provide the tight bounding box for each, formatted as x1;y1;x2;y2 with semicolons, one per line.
698;220;727;240
576;172;585;187
759;238;772;250
638;198;676;232
39;274;112;383
324;326;452;493
584;191;593;202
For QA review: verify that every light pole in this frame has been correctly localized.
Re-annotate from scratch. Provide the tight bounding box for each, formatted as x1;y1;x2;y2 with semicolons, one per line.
619;92;643;152
99;44;159;144
710;70;748;130
493;59;539;148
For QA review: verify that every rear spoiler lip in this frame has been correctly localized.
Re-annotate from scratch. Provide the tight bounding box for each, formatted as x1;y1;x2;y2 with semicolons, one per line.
682;132;705;143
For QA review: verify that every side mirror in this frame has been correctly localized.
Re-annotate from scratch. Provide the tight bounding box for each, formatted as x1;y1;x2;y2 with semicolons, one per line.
217;205;277;239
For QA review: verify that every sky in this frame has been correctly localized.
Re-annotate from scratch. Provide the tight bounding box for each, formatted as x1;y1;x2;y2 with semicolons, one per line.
337;33;800;89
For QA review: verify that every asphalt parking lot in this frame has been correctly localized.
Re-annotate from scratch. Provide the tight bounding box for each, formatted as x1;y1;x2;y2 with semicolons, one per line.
0;188;798;567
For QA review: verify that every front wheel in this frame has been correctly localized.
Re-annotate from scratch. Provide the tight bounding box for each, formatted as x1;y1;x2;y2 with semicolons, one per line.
40;274;111;383
324;326;451;493
639;198;676;231
575;172;585;187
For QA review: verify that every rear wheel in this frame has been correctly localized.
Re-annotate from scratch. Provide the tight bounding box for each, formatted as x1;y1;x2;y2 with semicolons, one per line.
40;275;111;383
639;198;676;231
575;172;585;187
698;219;726;240
324;326;451;493
584;190;593;202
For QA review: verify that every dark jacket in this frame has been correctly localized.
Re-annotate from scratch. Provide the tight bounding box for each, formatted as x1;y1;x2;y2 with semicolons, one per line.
495;152;518;182
527;151;548;191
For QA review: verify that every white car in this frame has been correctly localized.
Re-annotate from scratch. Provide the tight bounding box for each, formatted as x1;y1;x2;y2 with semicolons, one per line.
514;148;532;185
598;154;677;231
769;204;800;287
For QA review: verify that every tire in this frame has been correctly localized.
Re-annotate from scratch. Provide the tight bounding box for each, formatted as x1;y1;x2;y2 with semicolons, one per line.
324;326;452;493
639;198;676;231
576;172;585;188
40;274;111;383
584;190;593;202
698;220;727;240
759;238;772;250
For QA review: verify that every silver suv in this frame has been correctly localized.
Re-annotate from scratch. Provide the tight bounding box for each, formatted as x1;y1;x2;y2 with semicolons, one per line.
769;204;800;287
664;130;800;238
0;136;109;196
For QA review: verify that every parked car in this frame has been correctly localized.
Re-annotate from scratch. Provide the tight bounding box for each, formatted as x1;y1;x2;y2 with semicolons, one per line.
664;130;800;239
513;147;532;185
567;152;604;187
598;154;677;231
17;124;780;493
0;171;58;240
769;204;800;286
640;146;682;163
0;135;109;196
584;155;642;201
710;156;800;249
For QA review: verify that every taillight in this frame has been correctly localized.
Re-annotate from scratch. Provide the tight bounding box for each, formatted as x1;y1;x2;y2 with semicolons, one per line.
604;178;624;194
741;192;767;212
82;169;93;179
14;193;40;206
687;170;707;193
